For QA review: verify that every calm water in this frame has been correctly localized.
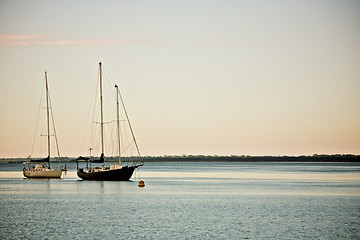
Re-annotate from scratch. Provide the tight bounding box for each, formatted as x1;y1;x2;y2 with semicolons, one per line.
0;162;359;239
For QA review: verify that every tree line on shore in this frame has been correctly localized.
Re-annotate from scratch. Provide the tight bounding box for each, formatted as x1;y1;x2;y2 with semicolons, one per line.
1;154;359;163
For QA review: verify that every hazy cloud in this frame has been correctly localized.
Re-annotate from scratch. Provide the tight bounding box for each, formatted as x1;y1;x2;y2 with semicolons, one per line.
0;35;162;46
0;34;46;46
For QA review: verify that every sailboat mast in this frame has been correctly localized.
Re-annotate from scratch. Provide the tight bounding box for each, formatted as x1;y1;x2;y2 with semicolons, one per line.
99;62;105;168
115;85;121;165
45;72;51;168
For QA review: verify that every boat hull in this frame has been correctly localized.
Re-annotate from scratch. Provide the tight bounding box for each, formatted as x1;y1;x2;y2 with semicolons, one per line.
77;166;136;181
23;169;62;178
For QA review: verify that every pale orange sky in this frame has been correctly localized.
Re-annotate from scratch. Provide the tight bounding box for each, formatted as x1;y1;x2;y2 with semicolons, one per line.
0;0;359;158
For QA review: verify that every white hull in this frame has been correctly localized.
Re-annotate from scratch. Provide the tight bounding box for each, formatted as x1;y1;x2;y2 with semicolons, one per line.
23;169;62;178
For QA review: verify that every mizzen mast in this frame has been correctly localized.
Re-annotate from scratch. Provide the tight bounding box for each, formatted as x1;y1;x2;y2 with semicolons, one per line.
115;84;121;165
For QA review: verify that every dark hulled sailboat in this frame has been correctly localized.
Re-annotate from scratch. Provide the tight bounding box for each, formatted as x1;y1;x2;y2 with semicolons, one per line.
76;160;138;181
76;62;142;181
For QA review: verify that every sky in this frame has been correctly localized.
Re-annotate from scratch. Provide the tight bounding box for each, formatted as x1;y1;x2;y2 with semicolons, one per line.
0;0;359;158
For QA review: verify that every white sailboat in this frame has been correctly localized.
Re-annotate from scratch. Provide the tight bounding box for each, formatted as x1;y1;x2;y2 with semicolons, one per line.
23;72;63;178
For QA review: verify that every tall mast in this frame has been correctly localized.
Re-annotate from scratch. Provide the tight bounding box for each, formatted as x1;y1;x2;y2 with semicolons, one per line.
115;85;121;165
99;62;104;168
45;72;51;168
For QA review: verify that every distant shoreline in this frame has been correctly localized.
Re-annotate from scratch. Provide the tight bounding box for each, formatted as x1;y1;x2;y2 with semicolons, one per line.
1;154;359;163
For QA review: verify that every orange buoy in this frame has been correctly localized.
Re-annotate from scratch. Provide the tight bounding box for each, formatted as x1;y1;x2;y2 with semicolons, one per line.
138;180;145;188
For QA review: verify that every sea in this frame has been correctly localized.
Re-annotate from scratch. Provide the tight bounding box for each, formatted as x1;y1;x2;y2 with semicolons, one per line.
0;161;359;240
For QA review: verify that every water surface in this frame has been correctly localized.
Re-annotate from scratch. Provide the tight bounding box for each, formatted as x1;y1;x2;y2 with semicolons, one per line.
0;162;359;239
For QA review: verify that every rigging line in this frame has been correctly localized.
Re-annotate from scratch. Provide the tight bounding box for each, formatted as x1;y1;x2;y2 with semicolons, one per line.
103;69;117;101
106;121;114;158
48;93;61;159
90;78;100;155
31;77;46;157
121;139;136;155
102;67;119;157
79;69;99;156
117;87;141;156
120;122;133;154
111;121;118;157
103;72;117;124
91;129;101;158
103;65;128;157
103;67;118;93
104;120;116;157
